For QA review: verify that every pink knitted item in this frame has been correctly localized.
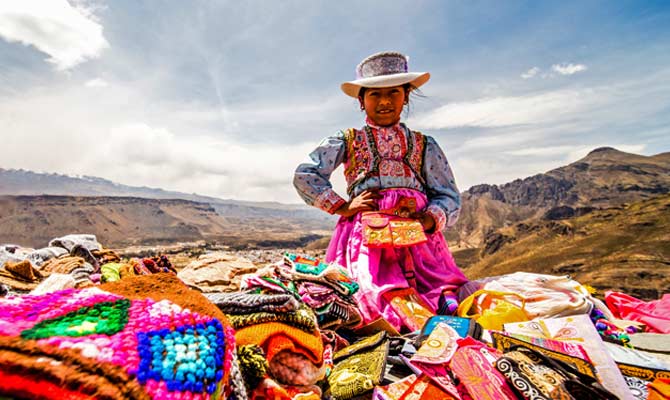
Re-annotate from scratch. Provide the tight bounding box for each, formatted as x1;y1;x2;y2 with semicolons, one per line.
0;286;236;399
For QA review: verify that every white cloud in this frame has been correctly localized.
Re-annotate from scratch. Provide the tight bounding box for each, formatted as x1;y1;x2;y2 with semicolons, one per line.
503;145;580;157
85;78;108;87
551;63;588;75
0;83;347;204
521;66;540;79
94;123;317;202
0;0;108;70
565;144;646;161
502;144;646;159
408;89;594;129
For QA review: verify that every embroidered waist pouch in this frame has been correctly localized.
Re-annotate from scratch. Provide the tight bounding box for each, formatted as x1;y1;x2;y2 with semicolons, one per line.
361;196;428;248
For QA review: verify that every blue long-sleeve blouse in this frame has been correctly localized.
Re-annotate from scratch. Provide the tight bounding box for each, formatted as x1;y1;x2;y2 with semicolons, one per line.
294;120;461;231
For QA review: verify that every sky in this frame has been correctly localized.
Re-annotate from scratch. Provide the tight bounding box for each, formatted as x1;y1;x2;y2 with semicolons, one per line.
1;1;669;204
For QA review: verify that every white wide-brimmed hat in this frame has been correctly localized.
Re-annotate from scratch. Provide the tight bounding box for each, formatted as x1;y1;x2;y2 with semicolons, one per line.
341;51;430;98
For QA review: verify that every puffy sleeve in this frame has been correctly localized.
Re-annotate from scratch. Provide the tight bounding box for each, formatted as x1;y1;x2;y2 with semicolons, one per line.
421;135;461;231
293;131;348;214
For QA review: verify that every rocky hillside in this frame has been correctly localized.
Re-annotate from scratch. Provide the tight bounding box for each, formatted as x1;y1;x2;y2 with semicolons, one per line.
459;194;670;300
0;195;331;249
448;148;670;249
2;147;669;255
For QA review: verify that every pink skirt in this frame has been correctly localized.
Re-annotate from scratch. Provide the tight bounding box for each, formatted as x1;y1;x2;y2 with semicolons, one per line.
326;188;468;330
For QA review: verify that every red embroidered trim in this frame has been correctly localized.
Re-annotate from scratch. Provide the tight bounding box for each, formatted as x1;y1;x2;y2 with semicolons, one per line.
314;189;346;214
425;204;447;232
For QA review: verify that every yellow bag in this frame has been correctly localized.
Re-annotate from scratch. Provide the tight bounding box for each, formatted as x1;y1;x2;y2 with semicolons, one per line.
457;290;529;330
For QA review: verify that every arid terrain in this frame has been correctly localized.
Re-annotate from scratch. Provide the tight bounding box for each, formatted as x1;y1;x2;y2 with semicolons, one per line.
1;147;669;298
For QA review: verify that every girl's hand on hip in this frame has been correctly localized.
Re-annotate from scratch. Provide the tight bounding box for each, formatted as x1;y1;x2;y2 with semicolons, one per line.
335;190;381;218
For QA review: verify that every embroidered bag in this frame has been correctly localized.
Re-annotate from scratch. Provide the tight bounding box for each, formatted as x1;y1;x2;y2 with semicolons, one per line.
361;212;428;248
495;346;619;400
328;331;390;399
382;288;436;332
449;337;519;400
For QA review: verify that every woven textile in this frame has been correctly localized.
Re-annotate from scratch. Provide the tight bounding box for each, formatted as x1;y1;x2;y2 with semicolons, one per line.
0;286;236;399
39;256;95;287
283;253;359;296
206;291;301;314
227;303;318;333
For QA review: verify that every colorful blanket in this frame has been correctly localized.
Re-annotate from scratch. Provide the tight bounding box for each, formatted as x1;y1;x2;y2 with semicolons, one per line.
0;283;237;399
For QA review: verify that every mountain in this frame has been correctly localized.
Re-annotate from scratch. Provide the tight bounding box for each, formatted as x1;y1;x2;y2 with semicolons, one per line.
460;194;670;300
2;147;669;255
0;168;337;248
447;148;670;249
0;195;330;249
0;168;335;227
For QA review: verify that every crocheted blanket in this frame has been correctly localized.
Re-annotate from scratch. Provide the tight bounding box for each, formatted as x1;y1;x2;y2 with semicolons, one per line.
0;286;237;400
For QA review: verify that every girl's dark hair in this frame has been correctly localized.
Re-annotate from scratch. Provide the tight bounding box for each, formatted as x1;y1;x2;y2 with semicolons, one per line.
358;83;424;117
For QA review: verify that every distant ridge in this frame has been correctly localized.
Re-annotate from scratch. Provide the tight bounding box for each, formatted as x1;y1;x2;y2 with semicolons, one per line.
448;147;670;249
0;168;306;210
2;147;669;251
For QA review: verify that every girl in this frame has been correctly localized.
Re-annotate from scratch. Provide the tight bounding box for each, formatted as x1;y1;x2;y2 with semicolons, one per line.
294;51;468;331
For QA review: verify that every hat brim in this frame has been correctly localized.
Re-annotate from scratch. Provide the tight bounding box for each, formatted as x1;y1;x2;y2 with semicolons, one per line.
341;72;430;98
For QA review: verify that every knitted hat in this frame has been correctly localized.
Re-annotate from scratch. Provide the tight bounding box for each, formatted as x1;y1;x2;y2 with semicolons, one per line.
341;51;430;98
237;344;269;391
235;322;324;365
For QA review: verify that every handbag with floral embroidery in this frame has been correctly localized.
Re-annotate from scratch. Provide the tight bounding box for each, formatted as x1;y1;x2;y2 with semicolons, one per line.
361;197;428;248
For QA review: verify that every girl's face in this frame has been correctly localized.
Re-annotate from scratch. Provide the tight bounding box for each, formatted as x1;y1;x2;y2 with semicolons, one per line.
360;86;408;126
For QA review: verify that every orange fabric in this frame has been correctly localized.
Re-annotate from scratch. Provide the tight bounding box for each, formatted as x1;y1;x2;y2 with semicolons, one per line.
648;377;670;400
235;322;323;365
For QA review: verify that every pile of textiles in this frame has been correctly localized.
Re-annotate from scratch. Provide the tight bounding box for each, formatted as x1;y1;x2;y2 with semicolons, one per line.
243;253;363;330
323;272;670;400
4;236;670;400
205;290;328;399
0;234;103;293
0;273;243;400
0;234;177;297
100;256;177;283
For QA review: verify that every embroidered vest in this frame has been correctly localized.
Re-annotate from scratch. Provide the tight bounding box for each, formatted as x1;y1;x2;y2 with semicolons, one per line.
343;124;427;197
